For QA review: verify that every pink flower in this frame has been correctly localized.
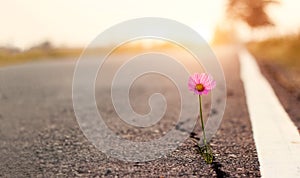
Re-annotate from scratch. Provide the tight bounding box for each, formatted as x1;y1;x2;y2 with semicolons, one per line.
188;73;216;95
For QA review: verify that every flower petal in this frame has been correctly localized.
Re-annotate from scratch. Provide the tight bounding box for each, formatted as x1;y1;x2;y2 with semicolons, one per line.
193;73;200;83
199;73;206;83
188;73;216;95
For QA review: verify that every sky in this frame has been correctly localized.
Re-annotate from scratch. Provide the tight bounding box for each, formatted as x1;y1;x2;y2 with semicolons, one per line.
0;0;299;49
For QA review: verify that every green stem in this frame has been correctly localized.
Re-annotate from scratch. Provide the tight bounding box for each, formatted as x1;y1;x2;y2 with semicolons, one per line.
199;95;207;146
198;95;213;164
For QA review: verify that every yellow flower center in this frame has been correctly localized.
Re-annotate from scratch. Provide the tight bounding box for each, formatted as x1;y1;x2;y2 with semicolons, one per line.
195;84;204;92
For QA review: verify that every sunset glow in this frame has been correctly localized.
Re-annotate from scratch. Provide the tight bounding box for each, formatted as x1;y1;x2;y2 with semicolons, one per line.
0;0;299;49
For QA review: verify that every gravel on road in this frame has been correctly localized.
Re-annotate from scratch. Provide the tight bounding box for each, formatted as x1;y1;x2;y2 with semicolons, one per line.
0;46;260;177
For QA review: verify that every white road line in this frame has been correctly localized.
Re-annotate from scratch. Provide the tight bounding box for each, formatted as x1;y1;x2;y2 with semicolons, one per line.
239;49;300;178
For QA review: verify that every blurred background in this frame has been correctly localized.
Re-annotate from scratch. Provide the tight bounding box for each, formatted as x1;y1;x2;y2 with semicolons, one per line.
0;0;299;47
0;0;299;57
0;0;299;96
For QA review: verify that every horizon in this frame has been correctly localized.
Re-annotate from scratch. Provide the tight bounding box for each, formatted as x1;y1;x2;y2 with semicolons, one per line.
0;0;299;50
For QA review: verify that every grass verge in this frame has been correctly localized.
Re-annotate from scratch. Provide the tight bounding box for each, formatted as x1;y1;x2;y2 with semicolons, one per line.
247;33;300;95
0;48;85;67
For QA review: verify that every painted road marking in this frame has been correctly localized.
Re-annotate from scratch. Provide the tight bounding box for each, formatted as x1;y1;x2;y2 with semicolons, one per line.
239;49;300;178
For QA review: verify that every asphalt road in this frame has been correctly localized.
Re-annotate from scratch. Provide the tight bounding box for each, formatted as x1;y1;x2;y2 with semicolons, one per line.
0;46;260;177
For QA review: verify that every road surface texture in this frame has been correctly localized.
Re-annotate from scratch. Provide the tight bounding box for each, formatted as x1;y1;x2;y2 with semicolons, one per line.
0;46;260;177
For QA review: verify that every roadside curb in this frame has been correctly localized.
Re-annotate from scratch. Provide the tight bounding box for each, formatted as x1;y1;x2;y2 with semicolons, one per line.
239;49;300;178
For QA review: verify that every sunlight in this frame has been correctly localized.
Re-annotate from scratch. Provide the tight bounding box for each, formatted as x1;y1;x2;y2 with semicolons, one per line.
0;0;224;49
0;0;299;49
195;27;213;42
140;39;163;49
